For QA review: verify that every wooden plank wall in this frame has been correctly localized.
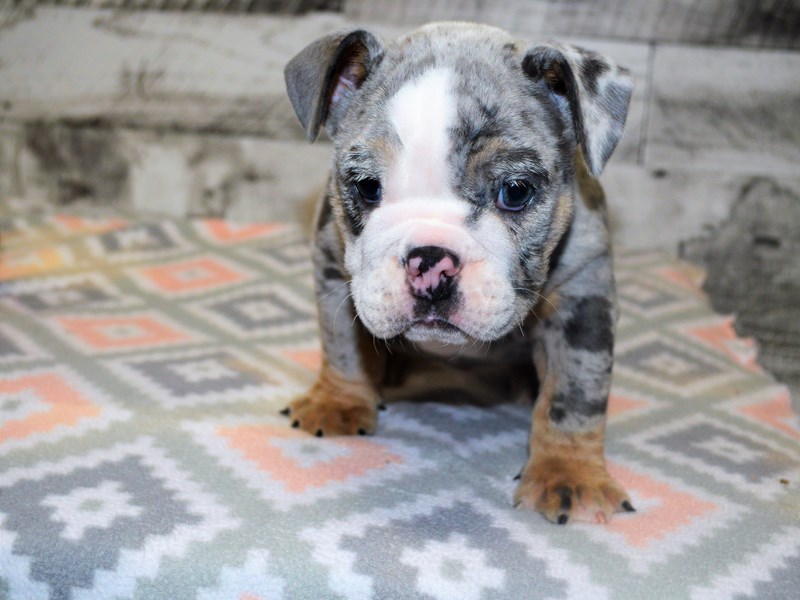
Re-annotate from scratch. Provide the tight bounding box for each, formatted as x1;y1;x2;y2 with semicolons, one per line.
7;0;344;13
347;0;800;49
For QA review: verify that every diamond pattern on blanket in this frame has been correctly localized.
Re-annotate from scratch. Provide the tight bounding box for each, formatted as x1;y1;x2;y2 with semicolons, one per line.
576;461;746;574
629;415;800;499
689;527;800;600
244;234;313;274
615;333;739;396
135;256;252;296
303;490;606;599
194;219;285;244
4;273;128;314
0;437;239;600
195;549;286;600
607;388;661;422
0;367;131;452
184;416;430;510
191;284;314;339
675;315;762;372
52;313;196;352
14;280;117;312
618;278;685;311
51;215;128;234
346;506;526;599
722;386;800;442
86;222;186;263
0;326;26;361
42;479;144;542
733;552;800;600
1;207;798;599
108;347;285;409
97;223;176;253
0;245;74;279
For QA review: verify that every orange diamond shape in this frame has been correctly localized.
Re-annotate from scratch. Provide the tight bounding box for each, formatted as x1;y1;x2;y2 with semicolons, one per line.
0;372;101;445
200;220;285;244
0;247;70;280
52;215;128;234
56;315;191;350
217;423;403;494
605;462;718;548
608;392;650;419
684;316;760;372
140;257;248;293
737;388;800;441
656;263;705;295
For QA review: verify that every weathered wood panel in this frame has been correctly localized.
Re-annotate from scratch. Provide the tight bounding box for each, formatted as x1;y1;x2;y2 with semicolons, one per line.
0;120;333;222
7;0;343;13
346;0;800;49
0;8;357;139
646;45;800;176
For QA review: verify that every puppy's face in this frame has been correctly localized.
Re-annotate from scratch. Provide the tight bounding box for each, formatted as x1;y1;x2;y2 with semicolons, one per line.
286;23;632;345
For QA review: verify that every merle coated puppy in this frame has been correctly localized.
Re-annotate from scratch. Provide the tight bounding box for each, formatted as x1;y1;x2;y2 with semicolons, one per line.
282;22;634;524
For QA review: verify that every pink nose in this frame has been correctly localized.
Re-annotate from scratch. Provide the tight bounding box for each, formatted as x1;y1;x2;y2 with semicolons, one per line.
406;246;461;300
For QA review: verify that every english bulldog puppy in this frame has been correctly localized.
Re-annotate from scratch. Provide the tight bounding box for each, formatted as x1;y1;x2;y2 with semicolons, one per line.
283;22;634;524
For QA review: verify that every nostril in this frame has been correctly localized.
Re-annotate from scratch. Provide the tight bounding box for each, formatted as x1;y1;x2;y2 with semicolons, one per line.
407;255;424;278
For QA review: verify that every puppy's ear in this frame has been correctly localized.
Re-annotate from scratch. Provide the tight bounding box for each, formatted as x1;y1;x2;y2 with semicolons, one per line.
284;30;384;142
522;44;632;177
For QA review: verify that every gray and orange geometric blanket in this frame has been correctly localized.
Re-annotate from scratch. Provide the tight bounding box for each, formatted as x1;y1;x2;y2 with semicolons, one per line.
1;202;798;599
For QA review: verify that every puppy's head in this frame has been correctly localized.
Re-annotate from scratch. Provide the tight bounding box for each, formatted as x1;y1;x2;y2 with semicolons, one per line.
285;23;632;345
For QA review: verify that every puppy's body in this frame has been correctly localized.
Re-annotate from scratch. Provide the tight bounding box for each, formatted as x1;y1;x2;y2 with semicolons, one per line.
284;23;633;524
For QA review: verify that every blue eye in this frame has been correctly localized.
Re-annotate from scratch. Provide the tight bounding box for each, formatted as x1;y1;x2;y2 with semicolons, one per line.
497;179;536;211
354;178;382;204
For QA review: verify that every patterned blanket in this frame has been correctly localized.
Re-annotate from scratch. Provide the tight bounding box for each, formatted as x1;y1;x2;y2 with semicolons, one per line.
1;204;798;600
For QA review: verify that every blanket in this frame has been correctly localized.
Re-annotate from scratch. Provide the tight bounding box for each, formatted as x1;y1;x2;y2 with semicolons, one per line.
1;204;798;599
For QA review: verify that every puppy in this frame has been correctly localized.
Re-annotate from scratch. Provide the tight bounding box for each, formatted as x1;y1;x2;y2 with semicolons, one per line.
282;22;633;524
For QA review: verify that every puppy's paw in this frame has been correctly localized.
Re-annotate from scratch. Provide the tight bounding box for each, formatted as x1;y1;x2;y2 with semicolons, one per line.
513;456;633;525
282;366;378;437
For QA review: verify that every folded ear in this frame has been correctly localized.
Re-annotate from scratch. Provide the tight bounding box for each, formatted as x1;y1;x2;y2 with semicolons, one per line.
284;30;384;142
522;44;633;177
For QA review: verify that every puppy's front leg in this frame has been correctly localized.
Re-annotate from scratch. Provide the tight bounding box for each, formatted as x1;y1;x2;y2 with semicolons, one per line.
514;256;633;524
284;202;380;437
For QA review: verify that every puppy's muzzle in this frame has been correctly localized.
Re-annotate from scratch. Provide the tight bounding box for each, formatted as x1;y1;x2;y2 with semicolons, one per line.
405;246;460;302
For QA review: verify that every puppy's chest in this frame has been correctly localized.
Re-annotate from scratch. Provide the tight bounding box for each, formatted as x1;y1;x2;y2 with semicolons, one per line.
382;330;535;403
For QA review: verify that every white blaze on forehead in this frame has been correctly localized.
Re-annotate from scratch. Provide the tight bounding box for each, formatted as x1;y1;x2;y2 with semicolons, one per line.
386;67;457;201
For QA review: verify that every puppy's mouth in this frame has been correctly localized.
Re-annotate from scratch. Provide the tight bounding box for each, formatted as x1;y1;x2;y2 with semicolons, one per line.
404;315;470;344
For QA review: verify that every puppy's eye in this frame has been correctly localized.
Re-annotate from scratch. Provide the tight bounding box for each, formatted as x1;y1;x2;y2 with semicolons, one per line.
354;177;382;204
496;179;536;211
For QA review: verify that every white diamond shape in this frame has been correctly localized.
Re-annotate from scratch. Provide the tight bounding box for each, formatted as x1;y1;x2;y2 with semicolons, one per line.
42;480;142;542
400;533;505;600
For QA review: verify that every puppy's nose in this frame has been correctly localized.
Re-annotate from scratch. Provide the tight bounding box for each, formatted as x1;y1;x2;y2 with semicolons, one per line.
406;246;461;301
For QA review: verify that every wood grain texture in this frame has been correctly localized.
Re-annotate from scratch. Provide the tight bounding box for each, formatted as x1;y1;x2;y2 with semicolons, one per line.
6;0;344;14
646;46;800;176
0;9;355;139
346;0;800;49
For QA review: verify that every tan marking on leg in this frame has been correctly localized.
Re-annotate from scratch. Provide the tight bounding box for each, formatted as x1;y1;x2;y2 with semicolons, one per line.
533;289;561;323
287;361;379;436
514;374;631;524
